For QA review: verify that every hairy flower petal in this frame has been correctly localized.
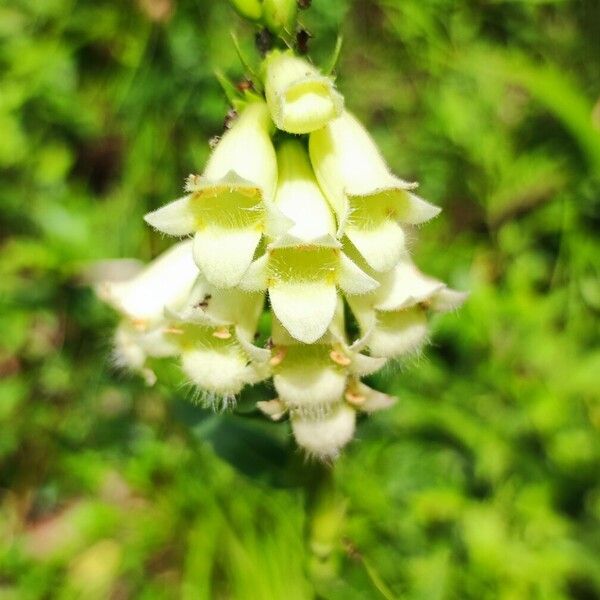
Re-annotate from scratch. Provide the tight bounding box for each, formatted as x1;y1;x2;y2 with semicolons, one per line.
192;227;262;289
269;280;338;344
309;111;440;271
291;404;356;460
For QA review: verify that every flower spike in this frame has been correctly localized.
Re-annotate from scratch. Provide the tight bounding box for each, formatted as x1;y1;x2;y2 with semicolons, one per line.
96;14;467;459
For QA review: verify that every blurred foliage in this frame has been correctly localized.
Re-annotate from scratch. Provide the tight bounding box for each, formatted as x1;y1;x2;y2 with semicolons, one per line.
1;0;599;598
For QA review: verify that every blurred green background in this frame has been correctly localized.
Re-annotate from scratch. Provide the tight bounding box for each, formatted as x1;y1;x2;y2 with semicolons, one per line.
1;0;599;598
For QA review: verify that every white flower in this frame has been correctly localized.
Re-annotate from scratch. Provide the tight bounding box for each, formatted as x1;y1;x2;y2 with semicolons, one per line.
309;111;441;272
97;240;198;329
265;379;396;459
263;50;344;134
96;241;199;384
265;311;387;419
164;276;270;401
144;101;277;288
257;308;395;459
347;255;468;358
239;140;377;343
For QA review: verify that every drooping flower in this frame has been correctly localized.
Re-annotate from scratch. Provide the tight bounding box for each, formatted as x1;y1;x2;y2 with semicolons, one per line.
144;101;277;288
239;139;377;343
162;276;270;403
258;311;395;459
263;50;344;134
346;254;468;358
284;376;396;459
309;110;440;272
263;309;387;417
96;240;199;384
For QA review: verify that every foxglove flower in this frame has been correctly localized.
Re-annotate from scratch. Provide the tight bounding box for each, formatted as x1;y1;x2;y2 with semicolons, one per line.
258;312;394;458
309;111;440;272
239;140;377;343
96;240;199;384
263;50;344;134
286;377;396;459
347;255;468;358
262;310;386;418
163;277;269;401
144;101;277;288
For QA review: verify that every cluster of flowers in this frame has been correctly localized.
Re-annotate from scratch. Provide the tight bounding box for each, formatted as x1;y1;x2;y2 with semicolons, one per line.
98;50;466;459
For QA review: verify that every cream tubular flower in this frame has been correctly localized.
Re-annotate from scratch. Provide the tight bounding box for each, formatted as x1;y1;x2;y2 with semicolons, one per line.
264;312;387;420
287;379;397;458
240;140;377;343
165;279;269;402
309;111;441;272
97;240;198;329
144;101;277;288
260;315;394;460
347;256;468;358
95;240;199;383
263;50;344;134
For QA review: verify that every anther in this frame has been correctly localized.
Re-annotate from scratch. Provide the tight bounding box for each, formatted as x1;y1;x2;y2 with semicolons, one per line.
269;346;287;366
212;327;232;340
330;349;351;366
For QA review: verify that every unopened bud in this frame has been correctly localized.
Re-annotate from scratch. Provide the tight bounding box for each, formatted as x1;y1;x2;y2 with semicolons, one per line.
228;0;263;21
263;0;297;34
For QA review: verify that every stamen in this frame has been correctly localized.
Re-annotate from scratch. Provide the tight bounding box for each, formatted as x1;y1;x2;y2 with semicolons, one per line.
330;349;351;366
131;318;148;330
269;346;287;366
345;388;365;406
163;327;184;335
212;327;232;340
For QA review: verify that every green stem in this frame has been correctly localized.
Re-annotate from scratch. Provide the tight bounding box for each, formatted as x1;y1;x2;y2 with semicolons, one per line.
304;462;347;586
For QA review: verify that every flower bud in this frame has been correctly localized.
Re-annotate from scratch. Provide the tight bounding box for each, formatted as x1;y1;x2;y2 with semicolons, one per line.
228;0;263;21
263;50;344;134
263;0;297;34
310;111;440;271
145;101;277;288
